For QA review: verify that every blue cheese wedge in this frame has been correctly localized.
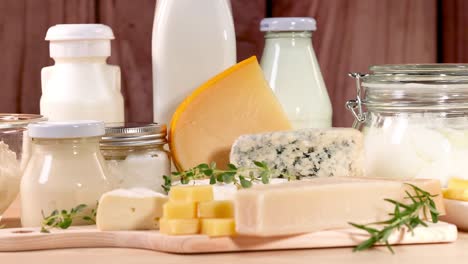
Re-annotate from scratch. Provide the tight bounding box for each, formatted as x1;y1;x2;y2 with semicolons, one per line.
96;188;168;231
230;128;364;178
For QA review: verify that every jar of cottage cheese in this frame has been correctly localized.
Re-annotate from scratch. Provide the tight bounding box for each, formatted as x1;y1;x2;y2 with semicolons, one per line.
100;123;170;193
347;65;468;186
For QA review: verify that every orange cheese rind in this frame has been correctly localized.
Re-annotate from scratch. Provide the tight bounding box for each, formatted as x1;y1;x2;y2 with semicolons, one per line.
169;56;258;171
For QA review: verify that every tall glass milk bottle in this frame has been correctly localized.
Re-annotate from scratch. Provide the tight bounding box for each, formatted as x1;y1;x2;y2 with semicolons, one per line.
260;18;332;128
41;24;124;123
152;0;236;125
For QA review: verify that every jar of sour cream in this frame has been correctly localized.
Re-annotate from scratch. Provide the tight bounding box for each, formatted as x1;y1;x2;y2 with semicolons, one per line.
347;65;468;187
21;121;111;227
100;123;170;194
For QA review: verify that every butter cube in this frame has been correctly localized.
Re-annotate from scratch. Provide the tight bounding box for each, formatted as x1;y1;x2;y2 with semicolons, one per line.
169;185;213;202
198;200;234;218
160;218;200;235
201;218;236;237
448;177;468;190
163;201;197;219
96;188;168;231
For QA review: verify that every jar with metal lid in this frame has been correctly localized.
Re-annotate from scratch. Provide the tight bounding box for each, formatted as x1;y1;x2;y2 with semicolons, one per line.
347;64;468;187
100;123;170;193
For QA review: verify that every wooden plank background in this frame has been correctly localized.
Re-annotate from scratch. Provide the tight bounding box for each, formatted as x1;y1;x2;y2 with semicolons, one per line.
0;0;464;127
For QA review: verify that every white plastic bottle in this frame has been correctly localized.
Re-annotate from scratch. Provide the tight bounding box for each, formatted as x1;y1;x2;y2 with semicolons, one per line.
41;24;124;123
260;18;332;129
152;0;236;125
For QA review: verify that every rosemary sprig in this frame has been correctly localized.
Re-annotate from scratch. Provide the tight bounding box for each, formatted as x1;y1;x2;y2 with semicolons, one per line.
40;203;98;233
162;161;294;193
349;183;440;253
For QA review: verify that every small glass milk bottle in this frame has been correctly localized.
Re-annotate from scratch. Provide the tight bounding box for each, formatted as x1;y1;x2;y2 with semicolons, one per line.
260;17;332;129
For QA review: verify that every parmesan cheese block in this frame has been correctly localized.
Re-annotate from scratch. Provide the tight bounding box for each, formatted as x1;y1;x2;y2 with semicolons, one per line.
170;56;292;170
96;188;168;231
234;177;444;237
230;128;364;178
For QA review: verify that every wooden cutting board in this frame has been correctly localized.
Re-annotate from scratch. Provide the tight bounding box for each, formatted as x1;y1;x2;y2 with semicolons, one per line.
0;220;458;253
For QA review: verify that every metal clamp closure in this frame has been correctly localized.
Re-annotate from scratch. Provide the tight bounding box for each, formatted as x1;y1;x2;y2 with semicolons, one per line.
346;72;368;123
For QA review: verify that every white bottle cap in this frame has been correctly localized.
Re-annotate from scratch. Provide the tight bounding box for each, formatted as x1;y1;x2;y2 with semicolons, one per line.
260;17;317;32
28;121;105;139
45;24;115;58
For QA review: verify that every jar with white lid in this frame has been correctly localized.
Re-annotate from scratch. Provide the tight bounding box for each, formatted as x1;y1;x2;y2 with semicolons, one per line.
260;17;332;129
347;65;468;186
20;121;111;227
100;123;170;194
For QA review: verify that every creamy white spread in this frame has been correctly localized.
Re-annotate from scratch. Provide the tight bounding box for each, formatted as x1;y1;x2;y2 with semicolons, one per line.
106;152;170;194
364;117;468;187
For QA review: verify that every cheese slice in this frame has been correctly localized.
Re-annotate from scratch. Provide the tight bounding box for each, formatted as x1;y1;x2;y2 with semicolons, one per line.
234;177;444;237
96;188;168;231
169;56;292;170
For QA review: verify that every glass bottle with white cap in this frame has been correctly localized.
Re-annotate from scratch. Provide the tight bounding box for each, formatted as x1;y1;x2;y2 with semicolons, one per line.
41;24;124;123
20;121;112;227
260;17;332;128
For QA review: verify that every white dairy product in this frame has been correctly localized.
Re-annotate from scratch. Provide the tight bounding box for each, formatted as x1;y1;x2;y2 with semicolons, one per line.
20;121;111;227
178;178;289;201
41;24;124;123
152;0;236;125
364;119;468;187
100;123;171;194
106;152;170;194
97;188;168;231
260;18;332;129
230;128;364;178
0;141;21;218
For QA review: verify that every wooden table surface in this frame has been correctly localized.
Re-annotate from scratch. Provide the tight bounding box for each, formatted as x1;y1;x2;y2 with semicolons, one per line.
2;198;468;263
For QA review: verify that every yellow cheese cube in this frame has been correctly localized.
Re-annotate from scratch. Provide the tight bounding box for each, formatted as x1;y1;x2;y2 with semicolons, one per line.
201;218;236;237
163;201;197;219
169;185;213;202
159;218;200;235
448;177;468;190
443;188;468;201
198;200;234;218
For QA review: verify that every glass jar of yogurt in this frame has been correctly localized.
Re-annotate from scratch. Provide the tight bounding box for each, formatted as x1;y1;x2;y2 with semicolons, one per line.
347;65;468;186
100;123;170;193
21;121;111;227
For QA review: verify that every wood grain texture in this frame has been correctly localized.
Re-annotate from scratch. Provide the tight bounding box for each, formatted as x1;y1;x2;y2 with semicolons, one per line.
231;0;266;61
0;220;457;253
0;0;95;114
98;0;156;122
272;0;437;127
441;0;468;62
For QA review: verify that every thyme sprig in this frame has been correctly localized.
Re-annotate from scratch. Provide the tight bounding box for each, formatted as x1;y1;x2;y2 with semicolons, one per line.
40;203;98;233
162;161;294;193
349;183;440;253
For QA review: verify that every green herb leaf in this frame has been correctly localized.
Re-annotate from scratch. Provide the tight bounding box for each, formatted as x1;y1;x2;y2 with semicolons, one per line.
351;184;440;253
40;203;97;233
209;174;216;184
239;176;252;188
162;160;291;192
